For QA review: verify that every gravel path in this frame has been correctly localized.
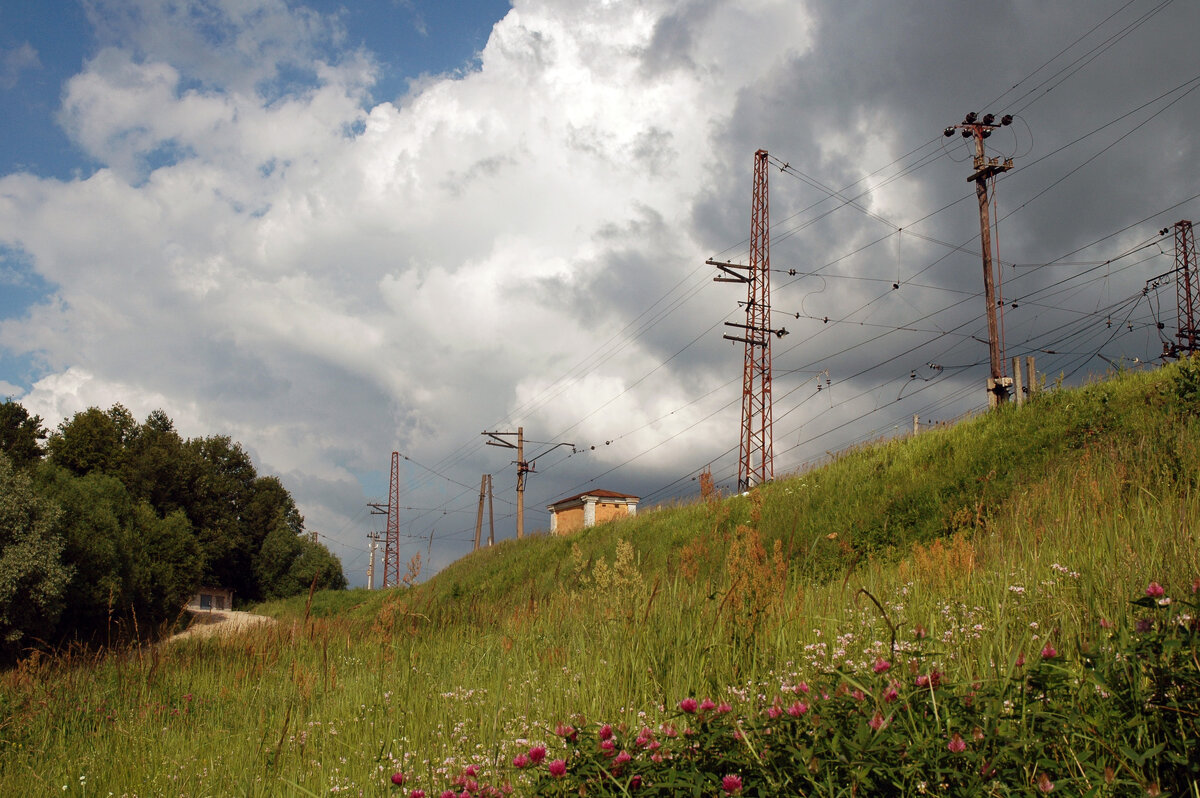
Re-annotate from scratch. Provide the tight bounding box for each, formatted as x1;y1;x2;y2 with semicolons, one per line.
169;610;276;641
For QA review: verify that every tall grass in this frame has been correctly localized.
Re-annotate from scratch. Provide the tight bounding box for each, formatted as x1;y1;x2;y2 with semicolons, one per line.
2;362;1198;795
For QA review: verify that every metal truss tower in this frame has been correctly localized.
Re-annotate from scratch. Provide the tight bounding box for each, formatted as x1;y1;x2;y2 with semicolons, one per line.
710;150;778;490
1175;220;1198;355
739;149;774;490
383;451;401;588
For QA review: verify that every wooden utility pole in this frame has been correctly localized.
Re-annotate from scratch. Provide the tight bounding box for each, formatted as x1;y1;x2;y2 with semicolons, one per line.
483;428;529;538
944;113;1015;407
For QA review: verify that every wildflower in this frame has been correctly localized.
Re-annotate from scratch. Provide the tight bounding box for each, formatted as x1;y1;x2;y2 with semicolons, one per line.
722;774;743;795
787;701;808;717
528;746;547;764
1136;619;1152;633
1146;581;1165;598
511;754;529;769
409;792;425;798
851;689;866;702
883;686;899;703
679;698;698;713
1036;772;1054;793
717;702;733;713
767;706;782;720
392;772;406;786
631;775;643;789
1099;618;1112;629
699;698;717;713
554;723;577;742
1040;643;1057;659
1016;653;1025;667
872;658;891;674
794;681;811;694
868;711;887;731
947;733;966;753
599;738;616;756
440;792;456;798
599;723;614;741
548;760;567;778
463;766;478;778
614;750;631;766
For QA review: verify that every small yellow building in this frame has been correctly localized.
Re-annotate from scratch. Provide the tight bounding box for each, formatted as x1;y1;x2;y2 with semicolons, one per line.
547;490;639;535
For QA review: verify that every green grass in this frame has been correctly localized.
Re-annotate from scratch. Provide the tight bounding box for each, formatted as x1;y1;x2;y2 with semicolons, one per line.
2;361;1199;796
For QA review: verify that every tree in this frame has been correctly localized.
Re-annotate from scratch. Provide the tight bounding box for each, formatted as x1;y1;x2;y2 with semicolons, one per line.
0;454;71;661
287;538;348;593
0;399;47;469
128;505;202;627
37;467;134;642
46;407;124;476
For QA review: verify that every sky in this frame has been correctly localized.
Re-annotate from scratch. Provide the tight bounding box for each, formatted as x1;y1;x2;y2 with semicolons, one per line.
2;0;1198;586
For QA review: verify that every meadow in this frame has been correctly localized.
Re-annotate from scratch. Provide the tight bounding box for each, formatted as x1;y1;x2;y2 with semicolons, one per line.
1;362;1198;796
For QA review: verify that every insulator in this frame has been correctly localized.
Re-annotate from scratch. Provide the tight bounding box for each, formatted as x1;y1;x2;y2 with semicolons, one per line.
964;111;977;124
943;127;955;138
961;130;971;138
982;113;995;125
1000;114;1013;126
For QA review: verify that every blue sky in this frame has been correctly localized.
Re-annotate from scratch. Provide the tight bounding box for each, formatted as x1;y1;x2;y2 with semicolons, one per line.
1;0;1197;585
0;1;509;180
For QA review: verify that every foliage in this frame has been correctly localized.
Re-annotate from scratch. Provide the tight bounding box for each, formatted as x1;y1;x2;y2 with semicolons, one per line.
0;455;70;659
0;400;342;660
0;400;46;469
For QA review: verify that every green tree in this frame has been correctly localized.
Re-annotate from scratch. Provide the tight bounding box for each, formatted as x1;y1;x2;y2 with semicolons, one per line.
36;466;134;642
121;409;193;516
287;538;348;593
128;504;202;627
0;399;47;469
46;406;125;476
0;454;71;660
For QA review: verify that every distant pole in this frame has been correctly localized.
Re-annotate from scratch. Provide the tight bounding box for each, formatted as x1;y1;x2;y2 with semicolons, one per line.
487;474;495;546
366;533;381;590
1026;356;1037;397
944;113;1015;407
913;414;919;436
516;427;525;539
1012;356;1024;406
474;474;487;551
483;429;571;540
483;428;530;539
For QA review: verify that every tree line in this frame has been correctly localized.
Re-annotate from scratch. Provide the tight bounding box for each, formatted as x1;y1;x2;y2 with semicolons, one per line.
0;400;346;663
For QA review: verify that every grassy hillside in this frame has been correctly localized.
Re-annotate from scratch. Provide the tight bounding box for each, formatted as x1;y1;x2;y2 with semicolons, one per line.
3;361;1199;796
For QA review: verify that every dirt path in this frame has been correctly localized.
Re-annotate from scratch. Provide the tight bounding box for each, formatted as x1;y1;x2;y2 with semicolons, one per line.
169;610;276;642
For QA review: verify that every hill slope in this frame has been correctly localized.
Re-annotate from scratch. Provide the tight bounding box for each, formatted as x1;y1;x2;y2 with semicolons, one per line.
6;361;1199;797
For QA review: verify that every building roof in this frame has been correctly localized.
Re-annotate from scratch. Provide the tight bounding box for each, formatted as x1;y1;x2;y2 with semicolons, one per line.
548;489;640;508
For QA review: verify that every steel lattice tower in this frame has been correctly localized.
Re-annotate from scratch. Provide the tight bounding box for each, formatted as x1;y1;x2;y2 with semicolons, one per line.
383;451;401;588
738;149;774;491
1175;220;1198;355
